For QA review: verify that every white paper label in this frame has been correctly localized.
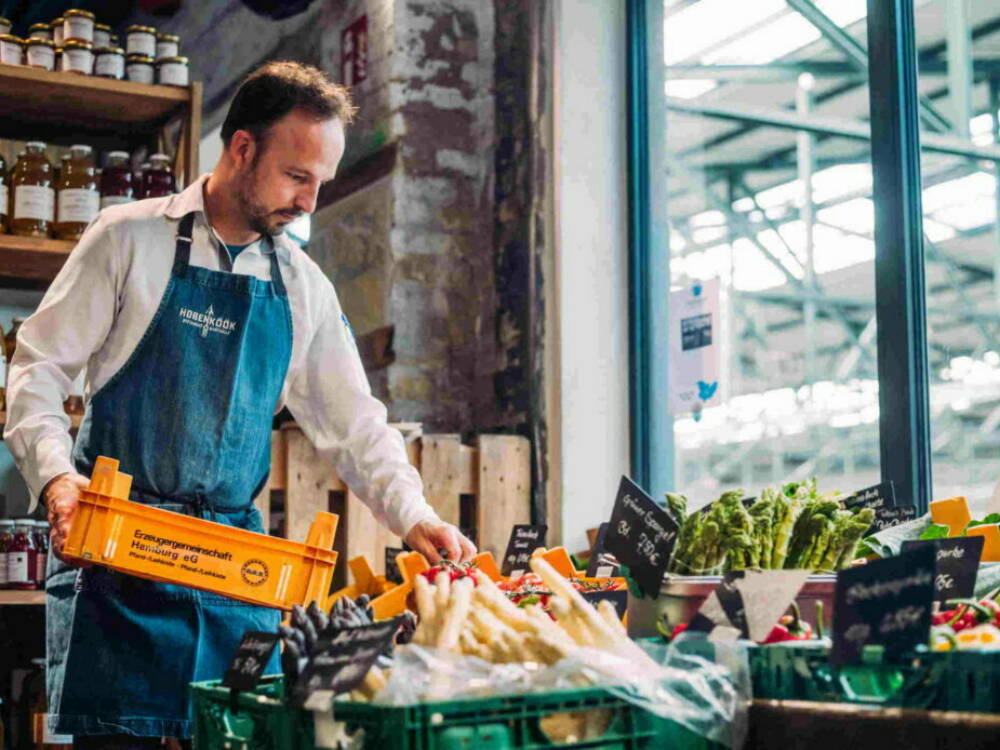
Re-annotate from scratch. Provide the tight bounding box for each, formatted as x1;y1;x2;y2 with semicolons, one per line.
0;184;8;215
596;565;614;578
65;18;93;42
156;41;178;59
8;552;29;583
35;552;47;583
101;194;135;209
64;48;93;74
127;32;155;57
127;62;154;85
93;30;110;48
0;552;8;586
95;53;124;79
58;188;99;224
0;39;22;65
27;45;54;70
157;61;188;86
14;185;55;223
30;30;51;41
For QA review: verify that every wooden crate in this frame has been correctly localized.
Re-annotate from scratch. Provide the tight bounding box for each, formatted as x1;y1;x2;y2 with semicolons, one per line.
254;424;531;589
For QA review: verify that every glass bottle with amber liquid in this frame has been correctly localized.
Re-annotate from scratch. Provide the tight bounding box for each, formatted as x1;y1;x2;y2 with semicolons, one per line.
55;144;98;241
11;142;54;238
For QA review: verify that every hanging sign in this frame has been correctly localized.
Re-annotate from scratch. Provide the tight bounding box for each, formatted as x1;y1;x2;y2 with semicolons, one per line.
669;279;721;415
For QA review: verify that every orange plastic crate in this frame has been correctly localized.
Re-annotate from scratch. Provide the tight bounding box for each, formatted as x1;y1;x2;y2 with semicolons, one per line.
63;456;339;610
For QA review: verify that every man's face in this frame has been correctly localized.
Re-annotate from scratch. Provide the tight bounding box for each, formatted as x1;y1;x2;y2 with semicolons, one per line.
234;109;345;236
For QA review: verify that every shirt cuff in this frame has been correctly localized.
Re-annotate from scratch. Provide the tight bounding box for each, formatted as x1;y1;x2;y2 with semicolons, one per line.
392;500;442;540
24;434;76;507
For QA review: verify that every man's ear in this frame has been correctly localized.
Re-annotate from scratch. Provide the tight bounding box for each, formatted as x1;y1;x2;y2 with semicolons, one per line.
227;129;258;170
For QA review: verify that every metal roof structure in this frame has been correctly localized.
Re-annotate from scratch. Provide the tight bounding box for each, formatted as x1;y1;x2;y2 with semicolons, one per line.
663;0;1000;507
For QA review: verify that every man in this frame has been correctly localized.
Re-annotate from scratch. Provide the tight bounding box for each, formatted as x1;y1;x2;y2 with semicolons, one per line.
5;61;475;747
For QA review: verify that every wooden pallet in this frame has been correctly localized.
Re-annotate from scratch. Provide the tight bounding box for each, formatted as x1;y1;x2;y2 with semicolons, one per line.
255;423;531;588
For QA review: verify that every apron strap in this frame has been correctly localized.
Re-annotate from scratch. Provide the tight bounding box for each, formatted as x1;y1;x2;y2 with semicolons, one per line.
172;211;196;276
174;211;288;297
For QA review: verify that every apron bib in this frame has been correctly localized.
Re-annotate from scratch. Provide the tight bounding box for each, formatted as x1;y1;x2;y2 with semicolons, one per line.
48;212;293;739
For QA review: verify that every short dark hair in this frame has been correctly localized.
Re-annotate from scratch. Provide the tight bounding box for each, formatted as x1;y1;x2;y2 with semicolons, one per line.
221;61;356;147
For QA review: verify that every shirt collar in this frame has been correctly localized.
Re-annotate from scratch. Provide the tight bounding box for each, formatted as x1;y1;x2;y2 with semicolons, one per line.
164;173;294;262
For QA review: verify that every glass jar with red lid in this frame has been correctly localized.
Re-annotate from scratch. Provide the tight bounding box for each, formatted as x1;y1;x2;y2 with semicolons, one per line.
7;520;37;590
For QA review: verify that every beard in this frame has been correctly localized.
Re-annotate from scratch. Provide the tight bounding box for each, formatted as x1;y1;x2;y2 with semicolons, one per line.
235;165;302;237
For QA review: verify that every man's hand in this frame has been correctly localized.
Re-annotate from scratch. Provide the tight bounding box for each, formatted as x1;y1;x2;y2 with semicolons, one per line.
43;472;90;564
404;520;477;563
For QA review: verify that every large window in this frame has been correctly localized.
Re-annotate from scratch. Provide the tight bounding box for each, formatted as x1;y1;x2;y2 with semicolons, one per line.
631;0;966;512
657;0;881;501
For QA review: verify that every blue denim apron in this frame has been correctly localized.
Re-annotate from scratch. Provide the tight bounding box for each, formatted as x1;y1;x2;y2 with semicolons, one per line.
47;212;292;739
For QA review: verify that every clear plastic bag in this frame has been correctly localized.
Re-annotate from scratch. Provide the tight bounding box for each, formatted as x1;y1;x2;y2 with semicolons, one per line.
375;639;750;749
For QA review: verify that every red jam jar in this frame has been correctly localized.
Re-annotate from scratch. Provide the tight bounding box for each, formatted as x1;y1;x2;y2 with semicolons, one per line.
8;519;38;590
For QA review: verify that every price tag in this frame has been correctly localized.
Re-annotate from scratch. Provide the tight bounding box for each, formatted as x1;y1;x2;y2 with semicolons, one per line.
604;476;680;598
585;523;619;578
901;536;984;602
223;631;279;692
385;547;405;584
501;525;548;577
831;545;935;665
869;506;918;533
294;618;402;706
843;481;897;512
581;588;628;619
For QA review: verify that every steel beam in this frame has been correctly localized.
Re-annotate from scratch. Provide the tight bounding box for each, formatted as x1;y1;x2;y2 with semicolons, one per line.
946;0;974;137
666;59;1000;82
786;0;953;133
798;78;818;381
666;97;1000;162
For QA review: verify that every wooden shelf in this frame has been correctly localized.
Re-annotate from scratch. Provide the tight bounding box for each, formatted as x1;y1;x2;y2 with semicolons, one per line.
0;589;45;605
0;63;190;136
0;234;75;282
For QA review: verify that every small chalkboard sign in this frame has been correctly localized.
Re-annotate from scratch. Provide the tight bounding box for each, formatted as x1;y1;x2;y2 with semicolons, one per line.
901;536;984;602
604;476;680;598
385;547;405;584
869;506;918;533
585;523;620;578
501;525;548;577
223;631;279;692
294;618;402;707
843;482;897;513
831;545;935;665
581;588;628;619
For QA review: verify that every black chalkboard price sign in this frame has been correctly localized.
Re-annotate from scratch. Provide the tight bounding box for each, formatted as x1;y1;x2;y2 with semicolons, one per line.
843;481;896;513
901;536;984;602
294;618;402;707
831;545;936;665
501;525;548;577
581;588;628;619
604;476;680;598
223;631;280;692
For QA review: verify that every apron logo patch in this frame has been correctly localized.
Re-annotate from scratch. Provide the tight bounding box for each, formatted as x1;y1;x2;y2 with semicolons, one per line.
179;304;238;337
241;558;269;586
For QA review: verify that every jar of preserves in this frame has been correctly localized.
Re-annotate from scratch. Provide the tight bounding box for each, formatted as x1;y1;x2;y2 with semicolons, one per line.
5;317;23;363
32;520;49;587
126;53;154;84
155;32;179;59
51;17;65;47
11;144;54;238
93;23;111;49
156;55;188;86
0;34;23;65
0;17;10;35
126;24;156;57
63;9;95;43
0;520;13;589
141;154;175;198
28;23;52;41
0;151;7;233
25;38;55;71
94;46;124;79
62;38;93;74
100;151;135;208
8;520;38;590
55;144;98;241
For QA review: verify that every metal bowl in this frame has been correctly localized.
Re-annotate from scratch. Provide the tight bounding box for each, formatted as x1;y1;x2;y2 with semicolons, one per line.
626;574;837;638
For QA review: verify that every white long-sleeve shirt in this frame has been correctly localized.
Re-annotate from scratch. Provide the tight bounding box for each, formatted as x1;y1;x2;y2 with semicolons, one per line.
4;174;438;537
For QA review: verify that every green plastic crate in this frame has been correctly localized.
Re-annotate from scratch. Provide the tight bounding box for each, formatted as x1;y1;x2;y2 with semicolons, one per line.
748;643;1000;712
191;675;724;750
